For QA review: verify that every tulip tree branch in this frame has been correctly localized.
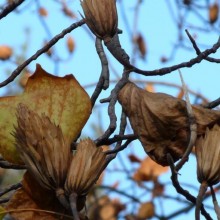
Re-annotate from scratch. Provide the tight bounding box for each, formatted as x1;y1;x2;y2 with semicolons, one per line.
0;19;85;88
105;111;131;157
104;134;137;146
185;29;220;63
91;37;109;107
167;154;212;220
97;185;141;203
202;97;220;109
130;36;220;76
0;158;26;170
0;0;25;20
95;70;130;146
175;71;197;171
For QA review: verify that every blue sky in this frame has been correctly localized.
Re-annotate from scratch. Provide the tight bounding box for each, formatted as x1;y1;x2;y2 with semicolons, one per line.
0;0;220;219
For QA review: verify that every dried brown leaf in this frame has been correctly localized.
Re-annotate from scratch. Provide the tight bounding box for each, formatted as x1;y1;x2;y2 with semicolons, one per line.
209;3;219;24
133;157;168;182
134;34;147;59
118;82;220;166
6;172;72;220
137;202;155;219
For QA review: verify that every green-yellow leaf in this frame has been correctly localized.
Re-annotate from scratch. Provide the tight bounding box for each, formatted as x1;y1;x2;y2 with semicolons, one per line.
0;64;91;163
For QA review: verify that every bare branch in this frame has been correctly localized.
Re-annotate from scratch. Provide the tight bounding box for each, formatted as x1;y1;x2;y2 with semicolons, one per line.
0;0;25;20
202;97;220;109
185;29;220;63
91;37;109;107
0;19;85;88
167;154;212;220
0;158;26;169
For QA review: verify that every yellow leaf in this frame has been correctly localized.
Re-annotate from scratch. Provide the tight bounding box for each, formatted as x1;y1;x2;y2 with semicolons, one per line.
0;64;91;163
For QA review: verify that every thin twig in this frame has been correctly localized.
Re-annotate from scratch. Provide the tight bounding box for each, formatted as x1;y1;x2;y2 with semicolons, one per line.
0;159;26;170
103;134;137;146
0;182;22;197
95;71;130;146
0;0;25;20
0;19;85;88
167;154;212;220
185;29;220;63
96;185;141;203
175;70;197;171
202;97;220;109
91;37;109;107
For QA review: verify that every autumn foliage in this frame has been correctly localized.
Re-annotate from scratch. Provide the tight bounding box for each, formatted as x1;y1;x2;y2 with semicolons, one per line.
1;1;220;220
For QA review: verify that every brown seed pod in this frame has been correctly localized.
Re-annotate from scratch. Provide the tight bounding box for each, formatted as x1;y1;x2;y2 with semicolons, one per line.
14;103;71;208
196;124;220;185
80;0;118;42
65;138;106;196
118;82;220;166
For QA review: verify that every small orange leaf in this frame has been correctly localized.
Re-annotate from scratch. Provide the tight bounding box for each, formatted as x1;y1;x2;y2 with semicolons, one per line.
38;7;48;17
137;202;154;219
145;83;155;93
133;157;169;182
0;64;91;163
209;3;219;24
67;36;75;53
0;45;13;60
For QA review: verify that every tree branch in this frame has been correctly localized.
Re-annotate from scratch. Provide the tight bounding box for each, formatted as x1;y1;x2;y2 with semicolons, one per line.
0;0;25;20
0;19;85;88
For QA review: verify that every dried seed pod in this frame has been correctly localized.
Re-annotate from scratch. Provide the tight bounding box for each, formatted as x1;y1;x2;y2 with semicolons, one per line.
65;139;106;196
14;103;71;208
196;124;220;185
80;0;118;42
118;82;220;166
